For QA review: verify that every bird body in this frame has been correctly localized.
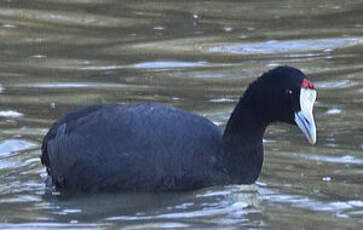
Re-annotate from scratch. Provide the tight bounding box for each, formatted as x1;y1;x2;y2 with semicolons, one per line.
41;66;317;192
42;103;228;191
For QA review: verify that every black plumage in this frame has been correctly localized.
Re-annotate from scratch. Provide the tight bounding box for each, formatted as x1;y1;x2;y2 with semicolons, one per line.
41;66;312;192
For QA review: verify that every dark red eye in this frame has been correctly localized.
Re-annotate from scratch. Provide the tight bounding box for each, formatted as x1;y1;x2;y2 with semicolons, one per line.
301;78;315;89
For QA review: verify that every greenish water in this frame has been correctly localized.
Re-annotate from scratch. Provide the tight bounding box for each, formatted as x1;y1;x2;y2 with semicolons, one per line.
0;0;363;229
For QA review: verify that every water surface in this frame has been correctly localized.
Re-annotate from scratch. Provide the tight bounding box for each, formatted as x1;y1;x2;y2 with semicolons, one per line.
0;0;363;229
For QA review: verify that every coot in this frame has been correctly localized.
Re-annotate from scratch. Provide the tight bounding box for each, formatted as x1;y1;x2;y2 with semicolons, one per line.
41;66;317;192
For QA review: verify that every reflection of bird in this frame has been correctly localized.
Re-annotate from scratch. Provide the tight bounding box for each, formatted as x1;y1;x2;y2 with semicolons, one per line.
41;66;317;192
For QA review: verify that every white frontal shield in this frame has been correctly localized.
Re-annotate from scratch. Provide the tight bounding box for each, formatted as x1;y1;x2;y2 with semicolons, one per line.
294;88;317;144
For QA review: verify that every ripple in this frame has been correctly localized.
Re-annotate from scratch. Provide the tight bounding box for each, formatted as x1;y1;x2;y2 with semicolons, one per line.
209;98;238;103
81;61;220;70
153;26;165;30
133;61;208;69
62;208;82;214
3;24;16;28
326;108;342;115
260;188;363;216
123;222;189;230
263;139;276;143
295;153;363;164
0;110;23;118
105;215;153;221
192;73;226;78
0;8;146;27
155;203;246;219
196;190;231;198
31;54;47;59
1;223;103;229
0;139;35;155
80;65;123;70
0;194;42;203
16;82;130;89
210;38;362;54
315;80;354;89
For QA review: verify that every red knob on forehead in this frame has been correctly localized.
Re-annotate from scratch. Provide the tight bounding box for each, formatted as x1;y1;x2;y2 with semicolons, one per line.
301;78;315;89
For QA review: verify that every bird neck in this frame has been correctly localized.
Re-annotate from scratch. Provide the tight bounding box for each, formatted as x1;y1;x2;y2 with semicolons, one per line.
222;99;268;184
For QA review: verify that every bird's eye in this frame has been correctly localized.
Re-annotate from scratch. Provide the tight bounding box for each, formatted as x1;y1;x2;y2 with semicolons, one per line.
286;89;293;95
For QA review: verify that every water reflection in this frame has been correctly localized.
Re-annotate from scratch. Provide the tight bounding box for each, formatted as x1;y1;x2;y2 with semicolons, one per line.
38;185;261;228
0;111;23;118
209;38;362;54
0;139;36;156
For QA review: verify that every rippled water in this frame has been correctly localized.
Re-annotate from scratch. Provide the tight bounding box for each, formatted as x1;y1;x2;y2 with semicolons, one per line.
1;0;363;229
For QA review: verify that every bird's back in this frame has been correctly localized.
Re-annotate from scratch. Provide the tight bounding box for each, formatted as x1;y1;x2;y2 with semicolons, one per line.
41;103;227;192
